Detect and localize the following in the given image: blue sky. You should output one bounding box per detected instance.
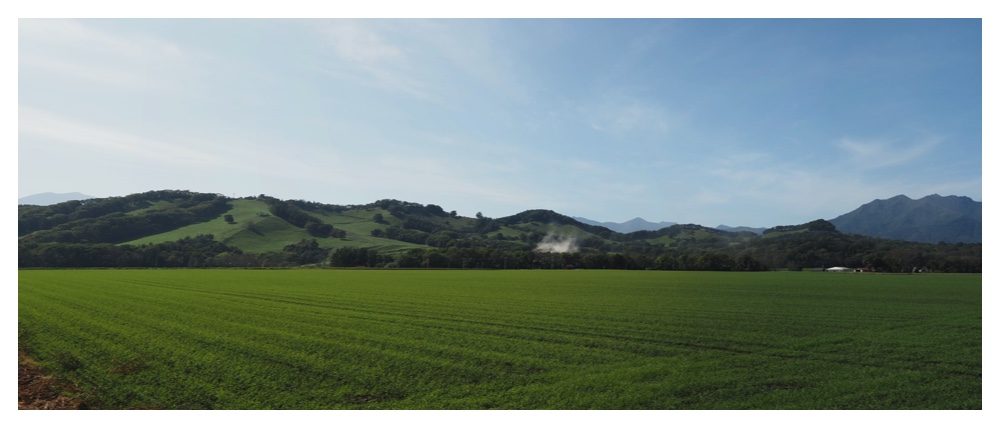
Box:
[17,18,982,227]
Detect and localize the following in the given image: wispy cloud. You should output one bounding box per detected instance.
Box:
[582,93,678,138]
[19,107,337,185]
[835,136,943,169]
[19,107,220,166]
[20,19,185,62]
[404,20,530,104]
[319,20,402,65]
[19,19,199,89]
[312,20,531,104]
[313,20,430,99]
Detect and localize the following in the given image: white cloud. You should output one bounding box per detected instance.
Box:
[20,19,185,62]
[835,136,943,169]
[311,20,530,104]
[19,52,153,87]
[19,106,220,166]
[560,158,607,173]
[403,20,530,104]
[581,93,678,138]
[319,20,403,65]
[313,20,431,99]
[18,107,338,186]
[19,19,199,89]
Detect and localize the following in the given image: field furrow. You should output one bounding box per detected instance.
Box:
[18,269,981,409]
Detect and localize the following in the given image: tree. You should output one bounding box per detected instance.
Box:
[734,252,763,271]
[283,239,329,265]
[863,253,886,271]
[224,214,235,224]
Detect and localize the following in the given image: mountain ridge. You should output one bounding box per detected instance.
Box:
[828,194,981,244]
[572,216,677,233]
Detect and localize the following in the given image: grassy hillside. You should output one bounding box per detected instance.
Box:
[19,191,784,256]
[630,224,756,250]
[125,200,427,254]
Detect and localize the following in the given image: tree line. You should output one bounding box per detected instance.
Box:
[19,236,332,269]
[18,193,981,272]
[18,231,980,272]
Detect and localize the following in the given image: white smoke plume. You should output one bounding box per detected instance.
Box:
[534,233,579,253]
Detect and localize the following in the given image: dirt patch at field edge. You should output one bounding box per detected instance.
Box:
[18,350,86,410]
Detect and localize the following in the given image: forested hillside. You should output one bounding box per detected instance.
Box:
[18,190,981,272]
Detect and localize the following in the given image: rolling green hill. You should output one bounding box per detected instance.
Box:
[123,200,426,254]
[17,190,981,272]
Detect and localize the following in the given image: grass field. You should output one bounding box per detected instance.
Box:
[17,270,981,409]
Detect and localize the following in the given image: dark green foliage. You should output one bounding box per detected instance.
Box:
[499,209,618,238]
[19,191,231,243]
[283,239,330,265]
[17,189,200,235]
[763,219,836,235]
[261,196,346,238]
[402,217,438,233]
[329,246,385,267]
[19,234,241,268]
[368,199,450,218]
[384,225,431,245]
[263,198,318,229]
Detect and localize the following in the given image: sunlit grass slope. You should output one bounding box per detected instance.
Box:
[124,200,425,253]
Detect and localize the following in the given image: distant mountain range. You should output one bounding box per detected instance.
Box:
[572,217,677,234]
[19,192,94,206]
[828,194,981,244]
[576,194,980,244]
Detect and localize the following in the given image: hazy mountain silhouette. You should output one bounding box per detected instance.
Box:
[828,194,981,244]
[19,192,95,206]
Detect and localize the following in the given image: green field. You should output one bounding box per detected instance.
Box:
[17,270,981,409]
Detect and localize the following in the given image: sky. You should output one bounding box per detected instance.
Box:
[17,17,983,227]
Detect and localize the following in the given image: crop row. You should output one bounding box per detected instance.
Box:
[18,269,981,409]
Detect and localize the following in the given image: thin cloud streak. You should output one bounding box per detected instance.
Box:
[19,19,198,86]
[583,95,677,137]
[313,20,431,100]
[835,136,943,169]
[19,107,220,166]
[20,19,184,61]
[19,107,341,188]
